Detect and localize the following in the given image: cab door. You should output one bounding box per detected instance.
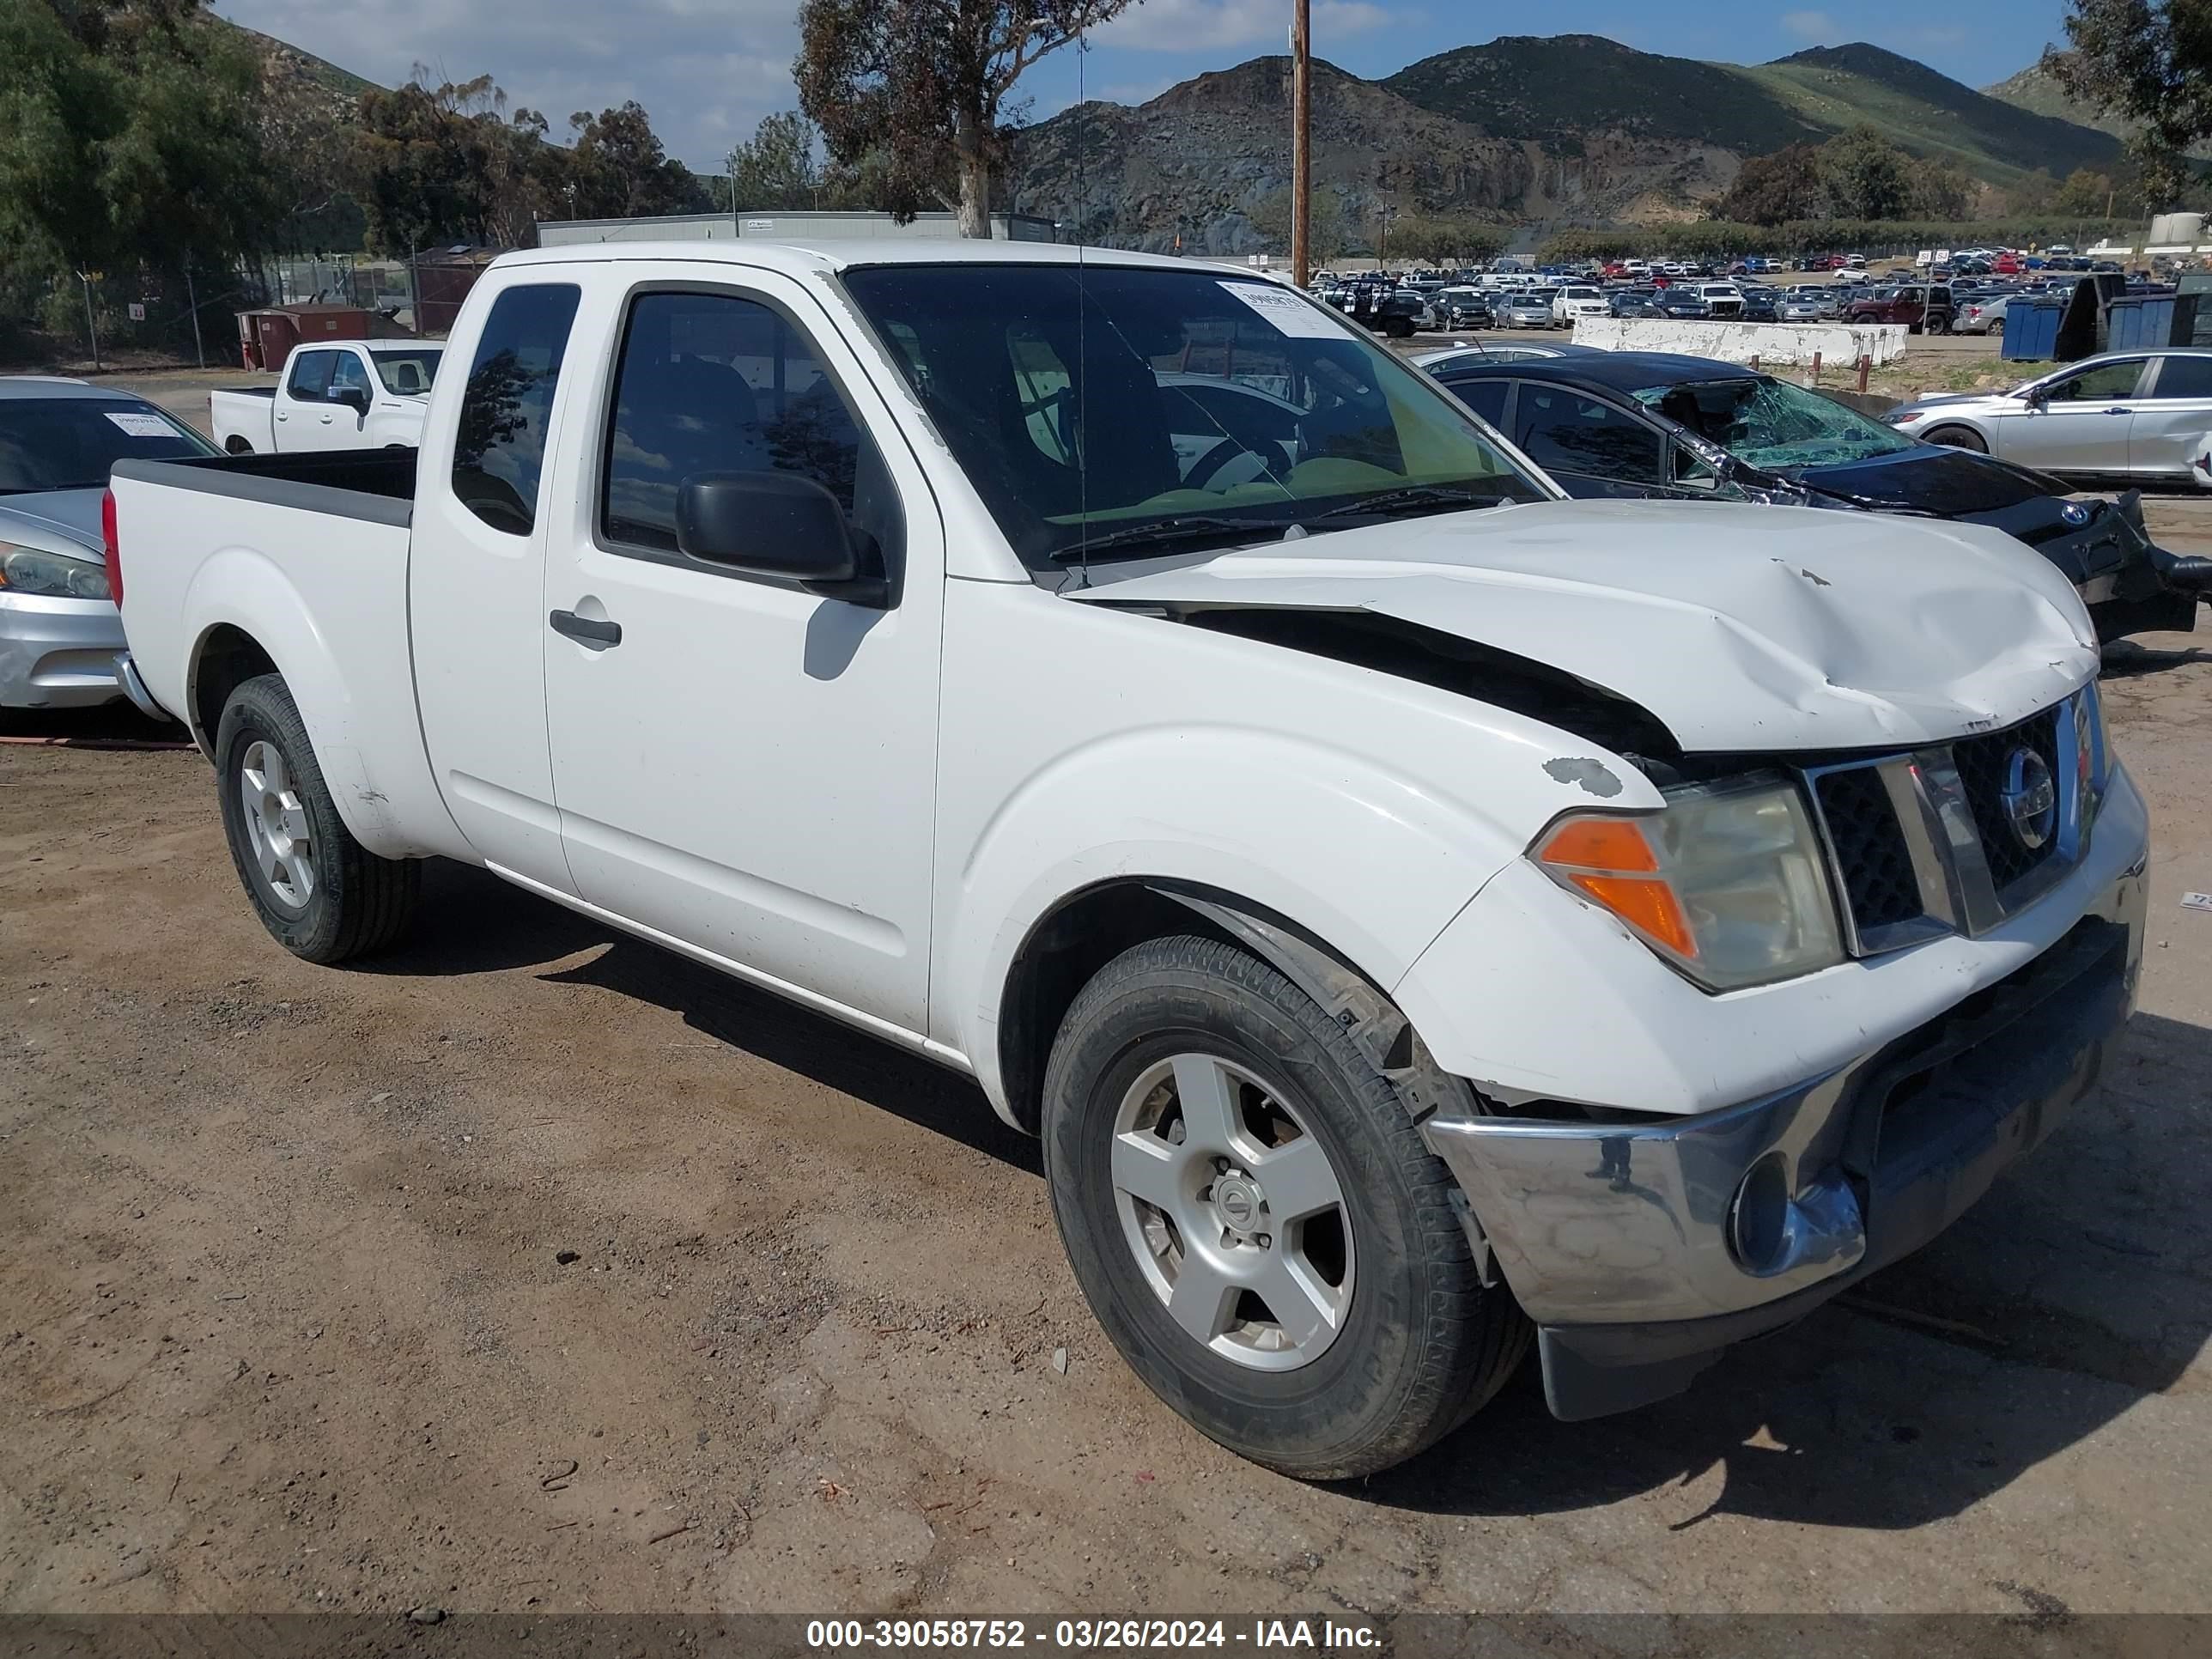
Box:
[274,348,337,450]
[410,278,587,893]
[537,270,945,1033]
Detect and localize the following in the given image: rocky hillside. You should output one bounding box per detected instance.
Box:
[1014,58,1536,254]
[1013,34,2127,252]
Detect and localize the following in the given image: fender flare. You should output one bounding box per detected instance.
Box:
[1147,886,1498,1286]
[181,551,417,854]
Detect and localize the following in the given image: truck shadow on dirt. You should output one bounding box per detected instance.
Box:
[1366,1009,2212,1531]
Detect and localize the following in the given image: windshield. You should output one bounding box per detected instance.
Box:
[840,263,1549,568]
[1632,376,1916,470]
[0,397,216,494]
[371,349,444,396]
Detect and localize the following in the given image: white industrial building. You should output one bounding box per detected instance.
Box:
[534,209,1059,247]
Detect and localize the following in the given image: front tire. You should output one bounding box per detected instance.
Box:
[1042,935,1528,1480]
[216,673,420,963]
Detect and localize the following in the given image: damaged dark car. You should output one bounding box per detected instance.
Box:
[1430,349,2212,639]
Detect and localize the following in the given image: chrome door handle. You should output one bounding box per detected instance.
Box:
[549,609,622,649]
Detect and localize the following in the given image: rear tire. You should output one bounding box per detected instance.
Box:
[225,436,253,455]
[1042,935,1529,1480]
[215,673,420,964]
[1923,424,1988,453]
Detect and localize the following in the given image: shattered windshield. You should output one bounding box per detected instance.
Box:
[1632,377,1917,471]
[841,263,1551,568]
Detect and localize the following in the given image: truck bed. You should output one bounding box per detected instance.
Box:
[109,447,453,862]
[114,449,416,523]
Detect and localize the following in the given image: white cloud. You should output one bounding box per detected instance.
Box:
[216,0,800,168]
[1092,0,1392,55]
[1778,10,1838,44]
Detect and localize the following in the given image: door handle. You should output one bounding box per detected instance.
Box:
[549,609,622,649]
[2104,407,2132,415]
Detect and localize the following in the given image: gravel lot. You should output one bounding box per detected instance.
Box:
[4,369,2210,1621]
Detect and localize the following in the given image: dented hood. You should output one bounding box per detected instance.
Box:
[1078,500,2098,751]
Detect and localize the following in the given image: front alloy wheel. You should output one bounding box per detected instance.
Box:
[1110,1054,1353,1370]
[1042,934,1530,1479]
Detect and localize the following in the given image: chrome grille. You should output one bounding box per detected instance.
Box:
[1802,693,2095,958]
[1811,764,1922,935]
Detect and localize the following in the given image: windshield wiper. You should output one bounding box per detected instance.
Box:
[1305,485,1510,523]
[1047,515,1293,563]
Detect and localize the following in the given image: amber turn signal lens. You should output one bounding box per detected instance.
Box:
[1537,817,1698,960]
[1564,873,1698,958]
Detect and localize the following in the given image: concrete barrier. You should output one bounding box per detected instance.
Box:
[1568,318,1911,366]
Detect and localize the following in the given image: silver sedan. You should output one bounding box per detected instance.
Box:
[1884,349,2212,485]
[1,378,217,709]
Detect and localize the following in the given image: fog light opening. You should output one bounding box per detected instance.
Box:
[1729,1155,1792,1274]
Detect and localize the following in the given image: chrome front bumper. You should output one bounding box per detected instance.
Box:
[0,590,127,710]
[1424,840,2148,1420]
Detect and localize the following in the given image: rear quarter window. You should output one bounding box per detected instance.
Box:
[451,283,582,536]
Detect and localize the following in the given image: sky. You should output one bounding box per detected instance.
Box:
[213,0,2082,179]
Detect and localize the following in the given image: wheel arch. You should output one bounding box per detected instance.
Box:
[992,878,1476,1139]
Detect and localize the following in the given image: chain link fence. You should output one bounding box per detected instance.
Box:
[1,264,258,373]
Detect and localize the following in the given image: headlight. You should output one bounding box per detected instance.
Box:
[1534,777,1844,993]
[0,544,112,600]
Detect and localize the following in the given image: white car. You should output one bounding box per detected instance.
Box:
[212,340,446,455]
[1551,285,1609,328]
[1885,348,2212,486]
[1696,283,1747,319]
[109,240,2147,1479]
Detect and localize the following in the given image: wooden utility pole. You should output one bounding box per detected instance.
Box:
[1291,0,1311,287]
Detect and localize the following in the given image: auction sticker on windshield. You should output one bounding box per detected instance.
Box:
[103,411,175,438]
[1220,281,1343,338]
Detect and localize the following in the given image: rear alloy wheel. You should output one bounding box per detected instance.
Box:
[216,673,420,963]
[1989,318,2005,339]
[1923,424,1988,453]
[1042,934,1528,1479]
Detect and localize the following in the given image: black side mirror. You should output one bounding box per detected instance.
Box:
[335,385,371,416]
[2025,386,2051,410]
[677,472,887,606]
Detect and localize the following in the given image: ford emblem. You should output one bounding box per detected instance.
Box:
[2060,501,2091,526]
[2001,748,2057,851]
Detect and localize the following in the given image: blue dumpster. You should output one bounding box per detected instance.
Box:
[2104,293,2177,352]
[2002,295,2064,361]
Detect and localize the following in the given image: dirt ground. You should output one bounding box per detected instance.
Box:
[5,372,2212,1622]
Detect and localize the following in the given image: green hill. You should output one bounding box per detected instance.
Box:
[1382,34,1824,157]
[1385,36,2124,191]
[1740,45,2123,188]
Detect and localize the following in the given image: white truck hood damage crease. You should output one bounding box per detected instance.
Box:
[1075,501,2098,751]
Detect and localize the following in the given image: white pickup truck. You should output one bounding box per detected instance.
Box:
[210,340,445,455]
[107,242,2147,1478]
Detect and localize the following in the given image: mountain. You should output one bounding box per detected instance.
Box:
[1736,45,2121,185]
[1983,60,2212,161]
[1381,34,1825,158]
[1013,34,2127,252]
[1014,58,1538,254]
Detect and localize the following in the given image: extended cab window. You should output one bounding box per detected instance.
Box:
[601,289,887,560]
[452,283,582,537]
[287,349,336,401]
